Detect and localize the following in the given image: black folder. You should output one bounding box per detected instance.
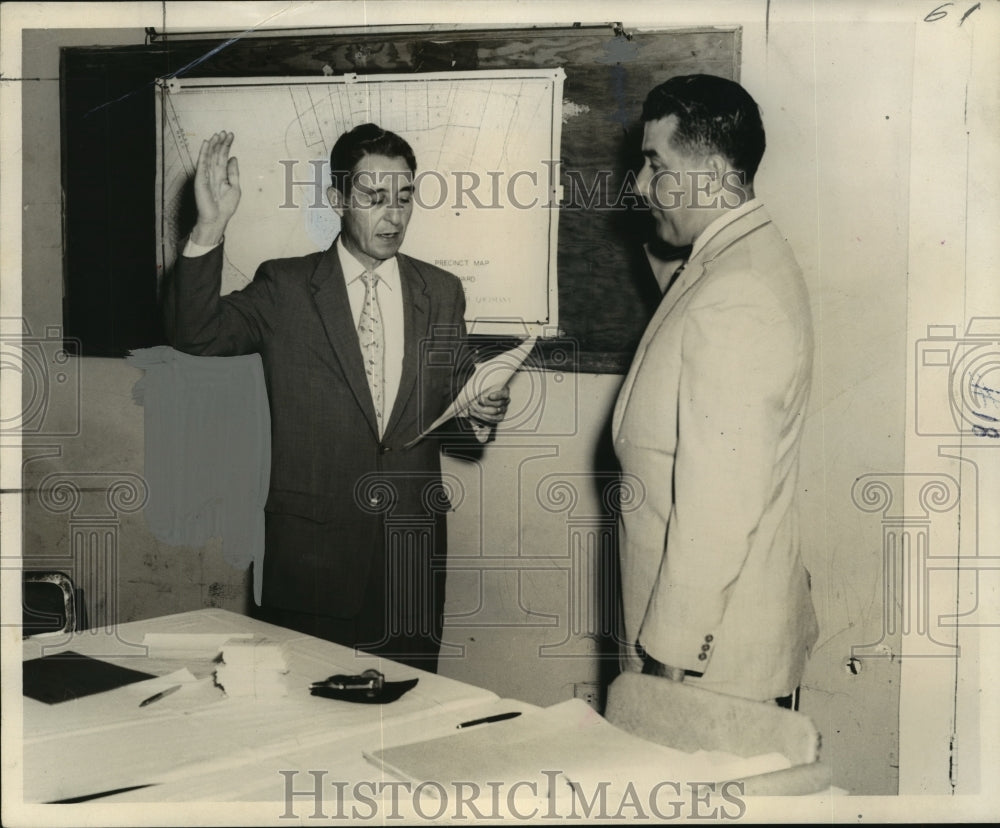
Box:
[23,651,156,704]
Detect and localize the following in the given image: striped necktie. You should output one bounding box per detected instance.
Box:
[358,269,386,435]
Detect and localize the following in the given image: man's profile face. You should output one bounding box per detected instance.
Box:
[329,153,414,268]
[636,115,708,248]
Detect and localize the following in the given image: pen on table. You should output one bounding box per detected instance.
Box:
[456,711,522,729]
[139,683,182,707]
[47,784,157,804]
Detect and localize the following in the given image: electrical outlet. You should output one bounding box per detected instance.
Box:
[573,681,601,712]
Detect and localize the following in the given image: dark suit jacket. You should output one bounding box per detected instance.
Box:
[163,239,468,622]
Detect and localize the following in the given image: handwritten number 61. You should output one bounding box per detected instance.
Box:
[925,2,981,24]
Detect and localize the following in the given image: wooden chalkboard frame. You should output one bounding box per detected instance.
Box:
[61,24,740,371]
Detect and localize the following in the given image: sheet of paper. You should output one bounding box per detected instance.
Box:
[404,336,537,448]
[141,632,254,659]
[130,668,219,710]
[366,698,792,800]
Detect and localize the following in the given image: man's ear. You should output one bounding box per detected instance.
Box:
[704,153,729,194]
[327,185,345,217]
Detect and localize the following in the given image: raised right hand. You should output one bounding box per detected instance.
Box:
[191,131,241,246]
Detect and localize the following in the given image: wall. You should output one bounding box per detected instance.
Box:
[17,28,254,626]
[749,16,913,796]
[10,3,993,801]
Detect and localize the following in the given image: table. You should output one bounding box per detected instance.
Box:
[12,609,842,825]
[17,608,533,810]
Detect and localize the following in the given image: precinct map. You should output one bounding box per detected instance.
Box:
[156,70,564,335]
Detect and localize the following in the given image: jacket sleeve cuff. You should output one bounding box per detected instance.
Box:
[640,625,718,674]
[183,237,223,257]
[639,585,725,673]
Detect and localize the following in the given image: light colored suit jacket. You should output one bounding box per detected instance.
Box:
[612,203,818,701]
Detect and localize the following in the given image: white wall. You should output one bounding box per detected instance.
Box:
[440,370,625,704]
[7,1,998,803]
[901,7,1000,799]
[750,16,914,797]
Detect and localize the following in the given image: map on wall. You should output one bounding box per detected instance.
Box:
[156,70,565,336]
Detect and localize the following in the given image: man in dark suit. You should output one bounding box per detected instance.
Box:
[164,125,509,672]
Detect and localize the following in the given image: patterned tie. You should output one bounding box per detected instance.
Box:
[358,269,386,435]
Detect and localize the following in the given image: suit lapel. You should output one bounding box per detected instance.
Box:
[309,240,381,438]
[656,203,772,321]
[384,255,430,438]
[613,204,773,435]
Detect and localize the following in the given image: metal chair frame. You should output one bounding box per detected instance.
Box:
[22,571,77,637]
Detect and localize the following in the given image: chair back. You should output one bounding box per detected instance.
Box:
[23,571,78,636]
[605,671,821,765]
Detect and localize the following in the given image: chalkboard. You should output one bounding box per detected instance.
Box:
[62,25,740,370]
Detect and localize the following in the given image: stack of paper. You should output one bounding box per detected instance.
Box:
[212,639,289,700]
[367,699,792,801]
[142,632,254,659]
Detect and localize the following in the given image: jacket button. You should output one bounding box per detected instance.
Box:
[697,653,707,661]
[380,445,391,454]
[704,634,714,643]
[701,643,710,651]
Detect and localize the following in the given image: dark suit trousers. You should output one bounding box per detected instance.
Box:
[252,511,446,674]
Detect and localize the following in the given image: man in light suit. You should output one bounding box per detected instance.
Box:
[164,125,508,672]
[613,75,818,703]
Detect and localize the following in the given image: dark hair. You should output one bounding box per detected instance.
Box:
[641,74,766,183]
[329,123,417,195]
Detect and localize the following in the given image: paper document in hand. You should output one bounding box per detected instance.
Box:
[405,336,536,448]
